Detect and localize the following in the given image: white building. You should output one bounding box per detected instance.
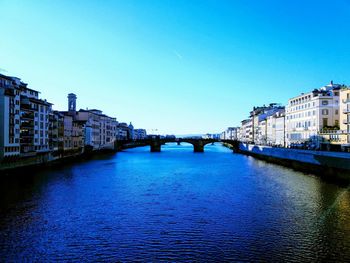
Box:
[220,127,239,140]
[266,110,285,146]
[240,119,253,143]
[250,104,284,144]
[285,82,341,147]
[338,87,350,147]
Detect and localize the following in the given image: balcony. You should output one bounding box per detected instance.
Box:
[20,131,34,137]
[4,88,15,96]
[20,138,34,145]
[21,112,35,120]
[319,129,347,135]
[20,146,36,154]
[343,119,350,124]
[20,103,38,111]
[343,108,350,114]
[21,121,34,128]
[342,98,350,104]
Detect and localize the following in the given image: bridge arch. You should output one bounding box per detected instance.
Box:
[117,138,237,153]
[221,139,239,151]
[146,138,220,152]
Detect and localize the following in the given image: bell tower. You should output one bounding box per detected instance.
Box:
[68,93,77,112]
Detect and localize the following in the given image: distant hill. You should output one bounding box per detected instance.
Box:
[175,134,204,138]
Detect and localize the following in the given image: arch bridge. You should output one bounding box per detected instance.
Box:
[116,138,238,153]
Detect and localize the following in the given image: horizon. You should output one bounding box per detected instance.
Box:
[1,0,350,134]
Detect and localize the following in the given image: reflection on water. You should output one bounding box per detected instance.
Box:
[0,143,350,261]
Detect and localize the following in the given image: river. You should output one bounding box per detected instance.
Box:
[1,143,350,261]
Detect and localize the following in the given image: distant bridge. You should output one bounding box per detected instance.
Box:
[116,138,239,152]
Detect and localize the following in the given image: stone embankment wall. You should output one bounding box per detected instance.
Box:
[0,141,147,172]
[238,143,350,182]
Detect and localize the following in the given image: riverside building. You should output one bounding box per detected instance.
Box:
[239,119,253,143]
[250,104,284,144]
[134,129,147,140]
[266,110,286,146]
[339,87,350,147]
[220,127,239,140]
[0,74,52,160]
[250,104,284,145]
[63,94,117,151]
[285,82,342,148]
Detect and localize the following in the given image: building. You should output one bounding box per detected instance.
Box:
[0,74,20,159]
[339,87,350,147]
[61,94,117,151]
[116,122,130,140]
[266,110,285,146]
[250,103,285,144]
[202,133,220,140]
[49,110,64,153]
[128,122,134,140]
[134,129,147,140]
[0,74,53,160]
[285,82,342,148]
[220,127,239,140]
[239,119,253,143]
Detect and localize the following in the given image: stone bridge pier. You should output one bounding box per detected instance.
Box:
[150,140,162,152]
[149,139,208,152]
[192,140,204,152]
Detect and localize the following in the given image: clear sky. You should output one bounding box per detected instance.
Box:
[1,0,350,135]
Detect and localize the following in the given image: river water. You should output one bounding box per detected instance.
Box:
[0,143,350,262]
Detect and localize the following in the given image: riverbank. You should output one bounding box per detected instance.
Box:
[0,149,117,174]
[0,141,152,173]
[236,143,350,184]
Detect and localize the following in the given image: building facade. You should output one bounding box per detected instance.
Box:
[134,129,147,140]
[285,82,341,147]
[0,74,52,160]
[339,87,350,146]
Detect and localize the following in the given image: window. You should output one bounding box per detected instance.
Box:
[322,100,329,105]
[322,109,329,115]
[323,118,328,127]
[335,110,338,115]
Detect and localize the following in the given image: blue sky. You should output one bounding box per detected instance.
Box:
[1,0,350,134]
